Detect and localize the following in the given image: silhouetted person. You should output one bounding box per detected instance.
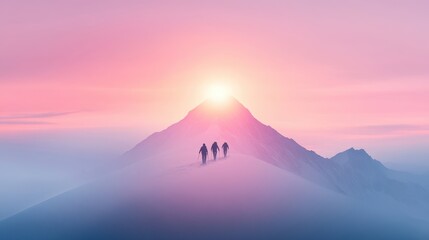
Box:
[222,142,229,158]
[199,143,208,164]
[211,142,220,160]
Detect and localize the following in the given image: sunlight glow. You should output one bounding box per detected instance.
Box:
[208,84,231,103]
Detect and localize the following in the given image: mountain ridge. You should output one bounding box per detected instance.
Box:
[125,97,429,209]
[1,97,429,239]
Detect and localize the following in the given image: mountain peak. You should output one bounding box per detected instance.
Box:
[193,96,246,112]
[331,147,386,173]
[184,96,254,124]
[344,148,371,158]
[332,148,373,162]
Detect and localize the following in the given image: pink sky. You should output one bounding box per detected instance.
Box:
[1,1,428,165]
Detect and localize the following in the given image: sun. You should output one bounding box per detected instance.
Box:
[208,84,231,102]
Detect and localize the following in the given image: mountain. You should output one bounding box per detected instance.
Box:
[125,97,323,166]
[125,97,429,207]
[331,148,429,210]
[124,97,335,185]
[1,97,428,240]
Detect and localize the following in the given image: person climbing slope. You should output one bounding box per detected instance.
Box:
[199,143,208,164]
[211,142,220,160]
[222,142,229,158]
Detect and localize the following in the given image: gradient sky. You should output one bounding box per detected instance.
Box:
[1,1,428,170]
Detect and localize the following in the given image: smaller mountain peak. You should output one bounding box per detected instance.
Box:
[334,147,373,162]
[331,147,386,173]
[345,147,367,154]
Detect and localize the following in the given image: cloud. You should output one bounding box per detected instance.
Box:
[0,111,78,120]
[0,121,52,125]
[342,124,429,136]
[0,111,79,125]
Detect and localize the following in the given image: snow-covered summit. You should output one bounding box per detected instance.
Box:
[125,97,325,175]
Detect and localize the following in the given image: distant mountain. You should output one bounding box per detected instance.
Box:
[330,148,429,211]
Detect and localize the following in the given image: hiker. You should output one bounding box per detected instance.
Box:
[222,142,229,158]
[199,143,208,164]
[211,142,220,160]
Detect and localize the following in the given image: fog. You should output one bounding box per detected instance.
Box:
[0,127,143,220]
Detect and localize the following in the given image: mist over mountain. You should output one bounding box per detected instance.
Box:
[1,97,428,240]
[126,97,429,209]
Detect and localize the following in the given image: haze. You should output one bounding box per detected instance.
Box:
[1,0,428,173]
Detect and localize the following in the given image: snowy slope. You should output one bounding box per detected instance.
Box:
[1,154,428,240]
